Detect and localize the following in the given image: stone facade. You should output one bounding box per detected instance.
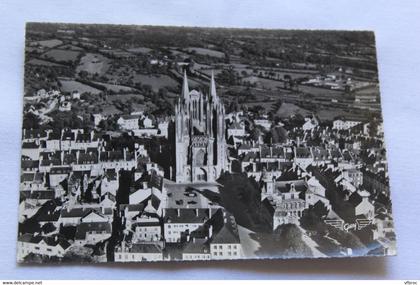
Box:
[174,71,227,183]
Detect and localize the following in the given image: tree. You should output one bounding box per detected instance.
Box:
[256,223,313,258]
[84,182,94,203]
[63,246,94,263]
[41,222,56,234]
[217,172,272,232]
[22,113,40,129]
[300,201,329,231]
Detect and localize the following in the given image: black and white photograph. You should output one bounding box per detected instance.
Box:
[18,23,396,263]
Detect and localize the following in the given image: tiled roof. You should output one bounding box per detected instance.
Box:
[164,208,209,224]
[75,222,111,240]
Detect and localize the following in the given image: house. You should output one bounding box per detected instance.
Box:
[74,130,100,149]
[182,238,211,260]
[17,234,71,262]
[157,121,169,138]
[227,121,245,138]
[45,131,61,151]
[294,147,313,168]
[101,169,119,196]
[141,116,153,128]
[302,115,319,131]
[114,243,163,262]
[342,169,363,187]
[209,210,242,260]
[59,101,72,112]
[254,118,271,131]
[60,207,108,226]
[22,129,48,143]
[163,208,210,243]
[74,221,112,245]
[72,91,80,100]
[21,141,40,160]
[80,210,109,224]
[100,193,116,209]
[348,190,374,219]
[333,119,361,130]
[20,172,45,191]
[131,214,161,242]
[20,190,55,207]
[49,166,72,187]
[99,149,137,171]
[21,158,39,173]
[269,180,308,228]
[92,113,105,127]
[120,204,145,222]
[132,128,159,137]
[117,114,140,130]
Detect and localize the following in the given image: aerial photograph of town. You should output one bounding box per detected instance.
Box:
[18,23,396,263]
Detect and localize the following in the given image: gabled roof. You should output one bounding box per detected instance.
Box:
[129,243,162,253]
[20,190,54,200]
[22,141,39,149]
[274,180,308,194]
[21,172,44,183]
[164,208,209,224]
[101,192,116,203]
[18,234,71,249]
[75,222,111,240]
[209,210,240,244]
[183,238,209,254]
[61,207,101,218]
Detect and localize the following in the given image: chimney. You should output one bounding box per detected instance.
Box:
[76,150,80,162]
[123,148,127,161]
[208,225,213,238]
[177,208,180,217]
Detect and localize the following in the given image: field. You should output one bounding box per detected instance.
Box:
[242,76,285,90]
[76,53,111,75]
[59,78,102,94]
[29,39,63,48]
[41,49,81,63]
[133,74,179,92]
[126,47,152,54]
[185,47,225,58]
[27,59,66,67]
[298,85,344,98]
[92,81,136,93]
[57,44,84,51]
[275,102,311,118]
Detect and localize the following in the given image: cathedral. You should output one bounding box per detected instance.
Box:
[174,71,227,183]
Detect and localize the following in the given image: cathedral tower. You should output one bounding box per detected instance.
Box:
[174,70,227,183]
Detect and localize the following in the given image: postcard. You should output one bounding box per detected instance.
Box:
[18,23,396,263]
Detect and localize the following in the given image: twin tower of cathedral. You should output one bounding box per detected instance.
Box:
[174,71,228,183]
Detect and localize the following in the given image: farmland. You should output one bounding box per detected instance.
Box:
[59,78,102,94]
[24,24,382,124]
[29,39,63,48]
[185,47,225,58]
[41,49,81,64]
[76,53,111,75]
[27,58,66,67]
[132,74,179,92]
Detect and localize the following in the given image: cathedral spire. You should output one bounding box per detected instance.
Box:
[182,69,189,102]
[209,70,217,101]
